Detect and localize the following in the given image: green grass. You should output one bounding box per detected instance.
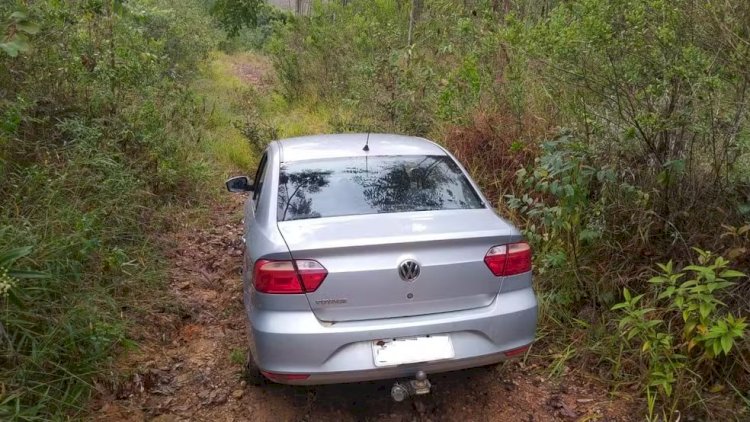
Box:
[263,94,333,138]
[0,56,262,418]
[189,50,339,176]
[193,51,259,174]
[0,134,168,418]
[0,7,256,419]
[230,348,246,366]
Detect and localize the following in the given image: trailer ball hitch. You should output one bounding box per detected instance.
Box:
[391,370,432,401]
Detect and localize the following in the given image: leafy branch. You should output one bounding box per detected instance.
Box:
[1,11,39,57]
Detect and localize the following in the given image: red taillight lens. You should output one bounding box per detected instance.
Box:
[295,260,328,292]
[253,259,327,294]
[253,260,300,293]
[503,344,531,357]
[484,242,532,276]
[261,371,310,381]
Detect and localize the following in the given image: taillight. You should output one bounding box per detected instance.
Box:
[253,259,327,294]
[484,242,532,276]
[295,260,328,292]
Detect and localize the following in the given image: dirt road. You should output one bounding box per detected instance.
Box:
[92,194,634,421]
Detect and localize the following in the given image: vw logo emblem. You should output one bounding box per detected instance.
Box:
[398,260,421,282]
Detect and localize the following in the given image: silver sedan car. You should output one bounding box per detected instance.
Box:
[226,134,537,395]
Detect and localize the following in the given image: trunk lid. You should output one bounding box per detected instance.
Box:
[277,209,519,322]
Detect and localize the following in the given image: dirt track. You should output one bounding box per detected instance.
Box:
[92,194,635,421]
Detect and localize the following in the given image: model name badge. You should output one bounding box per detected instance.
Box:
[315,299,347,305]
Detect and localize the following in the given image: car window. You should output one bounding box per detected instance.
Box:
[253,152,268,208]
[277,155,484,221]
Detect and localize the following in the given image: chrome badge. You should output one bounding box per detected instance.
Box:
[398,259,421,282]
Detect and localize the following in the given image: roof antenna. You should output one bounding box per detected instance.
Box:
[363,132,370,152]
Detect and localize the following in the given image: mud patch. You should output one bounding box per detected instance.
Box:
[228,53,274,92]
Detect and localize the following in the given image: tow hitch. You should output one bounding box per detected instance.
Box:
[390,370,431,402]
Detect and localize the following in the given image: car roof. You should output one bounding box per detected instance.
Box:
[275,133,446,162]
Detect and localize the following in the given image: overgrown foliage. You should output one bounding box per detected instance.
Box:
[243,0,750,417]
[210,0,265,37]
[3,0,749,417]
[614,251,746,419]
[0,1,221,418]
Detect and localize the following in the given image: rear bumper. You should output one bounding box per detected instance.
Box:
[245,287,537,385]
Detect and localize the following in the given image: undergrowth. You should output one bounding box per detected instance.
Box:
[224,0,750,418]
[0,1,241,419]
[193,52,258,173]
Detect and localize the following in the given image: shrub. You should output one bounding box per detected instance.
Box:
[0,0,221,418]
[613,250,747,419]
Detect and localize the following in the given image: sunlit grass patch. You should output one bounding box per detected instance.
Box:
[192,51,259,175]
[270,103,332,138]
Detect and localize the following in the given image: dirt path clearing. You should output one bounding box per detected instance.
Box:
[91,54,635,421]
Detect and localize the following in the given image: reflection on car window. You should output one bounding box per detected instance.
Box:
[277,155,484,221]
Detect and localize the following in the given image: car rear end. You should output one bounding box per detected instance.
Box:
[242,135,537,385]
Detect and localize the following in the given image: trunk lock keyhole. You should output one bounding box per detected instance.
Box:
[406,293,414,299]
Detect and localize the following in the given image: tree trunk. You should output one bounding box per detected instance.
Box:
[407,0,422,47]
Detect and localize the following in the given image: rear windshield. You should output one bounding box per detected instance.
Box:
[277,155,484,221]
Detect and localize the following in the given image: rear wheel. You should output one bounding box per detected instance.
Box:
[243,350,266,386]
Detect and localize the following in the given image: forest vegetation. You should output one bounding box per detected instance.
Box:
[1,0,749,419]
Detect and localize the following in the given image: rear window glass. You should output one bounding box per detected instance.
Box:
[277,155,484,221]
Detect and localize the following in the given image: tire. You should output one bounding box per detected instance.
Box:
[244,350,266,386]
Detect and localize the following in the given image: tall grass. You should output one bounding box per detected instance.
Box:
[0,1,226,418]
[198,50,343,157]
[193,52,259,173]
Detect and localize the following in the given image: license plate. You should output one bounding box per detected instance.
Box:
[372,335,454,367]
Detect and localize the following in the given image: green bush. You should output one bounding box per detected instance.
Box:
[509,0,750,230]
[0,0,221,418]
[613,251,747,419]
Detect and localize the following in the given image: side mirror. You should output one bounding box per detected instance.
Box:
[225,176,254,193]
